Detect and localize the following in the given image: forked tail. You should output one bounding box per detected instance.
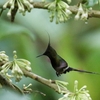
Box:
[65,67,100,75]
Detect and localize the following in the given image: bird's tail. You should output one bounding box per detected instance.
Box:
[65,67,100,75]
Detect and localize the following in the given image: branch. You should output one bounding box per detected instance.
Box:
[0,51,93,99]
[68,5,100,18]
[0,74,15,89]
[0,69,70,95]
[22,69,70,94]
[32,2,100,18]
[0,74,23,94]
[0,51,70,95]
[0,1,100,18]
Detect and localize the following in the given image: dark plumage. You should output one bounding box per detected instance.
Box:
[37,34,100,76]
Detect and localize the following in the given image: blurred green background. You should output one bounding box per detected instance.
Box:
[0,1,100,99]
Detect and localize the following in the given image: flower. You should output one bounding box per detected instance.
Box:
[2,0,33,21]
[67,0,71,4]
[11,61,24,82]
[74,12,80,20]
[78,3,84,14]
[55,80,68,94]
[58,80,92,100]
[0,51,32,82]
[10,51,32,82]
[0,51,9,66]
[74,3,89,21]
[45,0,72,23]
[23,83,32,93]
[81,10,88,20]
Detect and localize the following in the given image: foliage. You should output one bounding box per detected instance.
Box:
[0,0,100,100]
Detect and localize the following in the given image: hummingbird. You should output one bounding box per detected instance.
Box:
[37,34,100,76]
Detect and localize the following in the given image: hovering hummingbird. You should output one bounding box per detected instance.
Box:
[37,34,100,76]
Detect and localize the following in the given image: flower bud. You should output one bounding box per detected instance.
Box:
[7,9,12,17]
[3,1,9,9]
[78,3,84,13]
[67,0,71,4]
[81,11,88,20]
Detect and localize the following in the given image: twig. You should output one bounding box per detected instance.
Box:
[0,74,23,94]
[0,74,15,89]
[0,69,70,95]
[68,5,100,18]
[22,69,69,94]
[32,2,100,18]
[0,2,100,18]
